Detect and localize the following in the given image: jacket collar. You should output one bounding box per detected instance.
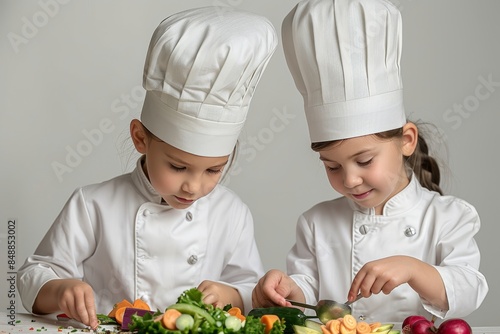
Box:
[349,172,424,216]
[131,155,165,204]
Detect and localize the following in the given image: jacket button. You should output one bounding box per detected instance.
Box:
[404,226,416,237]
[186,212,193,221]
[359,225,369,235]
[140,295,150,304]
[187,255,198,265]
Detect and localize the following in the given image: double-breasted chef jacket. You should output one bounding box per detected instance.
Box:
[288,173,488,322]
[18,156,264,314]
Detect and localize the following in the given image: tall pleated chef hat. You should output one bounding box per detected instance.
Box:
[282,0,406,143]
[141,7,277,156]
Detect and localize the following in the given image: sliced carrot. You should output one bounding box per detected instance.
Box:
[369,322,382,332]
[339,324,356,334]
[227,307,246,321]
[340,327,356,334]
[260,314,280,334]
[356,322,371,334]
[115,306,128,325]
[161,308,182,330]
[132,299,151,311]
[327,319,341,334]
[108,299,133,317]
[341,315,357,331]
[321,325,332,334]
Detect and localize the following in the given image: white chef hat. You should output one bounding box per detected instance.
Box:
[282,0,407,143]
[141,7,277,156]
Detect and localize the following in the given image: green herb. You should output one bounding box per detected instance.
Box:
[129,288,284,334]
[97,314,118,325]
[176,288,204,308]
[269,319,286,334]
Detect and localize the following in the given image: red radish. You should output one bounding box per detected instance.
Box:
[436,319,472,334]
[410,319,435,334]
[402,316,428,334]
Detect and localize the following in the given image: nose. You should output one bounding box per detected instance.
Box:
[343,168,362,189]
[181,173,202,195]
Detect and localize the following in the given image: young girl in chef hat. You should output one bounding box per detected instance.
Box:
[17,7,277,329]
[252,0,487,322]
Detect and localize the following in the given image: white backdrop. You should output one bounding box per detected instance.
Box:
[1,0,499,326]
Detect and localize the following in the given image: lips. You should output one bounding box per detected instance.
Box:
[175,196,195,204]
[351,190,372,200]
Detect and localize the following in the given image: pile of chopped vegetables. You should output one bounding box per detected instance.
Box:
[106,288,285,334]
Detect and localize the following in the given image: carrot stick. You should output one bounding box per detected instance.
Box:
[260,314,280,334]
[227,307,246,321]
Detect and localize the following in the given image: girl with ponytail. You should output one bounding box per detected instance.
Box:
[252,0,488,322]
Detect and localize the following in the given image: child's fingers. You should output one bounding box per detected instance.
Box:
[59,283,97,329]
[252,271,288,307]
[83,292,98,329]
[348,270,366,301]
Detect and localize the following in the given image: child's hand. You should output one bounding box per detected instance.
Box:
[55,279,98,329]
[34,279,98,330]
[197,280,243,310]
[252,269,305,308]
[347,255,416,301]
[348,255,448,310]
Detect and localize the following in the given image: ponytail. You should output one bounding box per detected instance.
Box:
[405,132,443,195]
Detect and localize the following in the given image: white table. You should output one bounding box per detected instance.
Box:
[0,313,120,333]
[1,313,499,334]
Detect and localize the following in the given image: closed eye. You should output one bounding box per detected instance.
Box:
[326,164,341,172]
[358,158,373,167]
[207,168,223,175]
[169,164,185,172]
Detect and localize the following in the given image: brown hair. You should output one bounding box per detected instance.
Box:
[311,126,443,195]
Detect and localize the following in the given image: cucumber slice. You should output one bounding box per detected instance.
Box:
[305,319,323,332]
[373,324,394,332]
[374,330,390,334]
[294,325,322,334]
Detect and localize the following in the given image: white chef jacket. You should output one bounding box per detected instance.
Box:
[288,174,488,322]
[17,157,264,315]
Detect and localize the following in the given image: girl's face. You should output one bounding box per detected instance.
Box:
[319,134,410,215]
[143,140,229,209]
[131,120,229,209]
